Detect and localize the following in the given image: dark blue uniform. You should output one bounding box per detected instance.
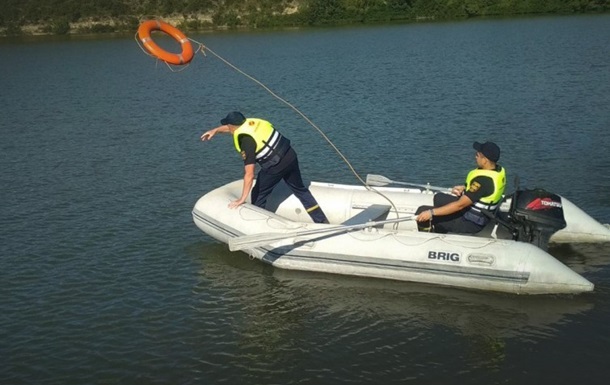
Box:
[239,135,328,224]
[416,173,496,234]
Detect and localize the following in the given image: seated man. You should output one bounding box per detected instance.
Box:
[415,141,506,234]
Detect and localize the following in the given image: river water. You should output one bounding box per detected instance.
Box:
[1,14,610,384]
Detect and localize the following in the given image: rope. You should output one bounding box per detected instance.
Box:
[191,40,364,182]
[137,30,404,225]
[189,39,403,223]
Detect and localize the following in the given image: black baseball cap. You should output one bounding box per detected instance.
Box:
[220,111,246,126]
[473,141,500,162]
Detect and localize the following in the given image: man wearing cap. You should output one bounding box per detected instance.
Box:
[200,111,329,224]
[415,141,506,234]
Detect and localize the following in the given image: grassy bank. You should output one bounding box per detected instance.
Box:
[1,0,608,37]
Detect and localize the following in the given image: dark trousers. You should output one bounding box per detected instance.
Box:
[416,193,484,234]
[251,156,328,224]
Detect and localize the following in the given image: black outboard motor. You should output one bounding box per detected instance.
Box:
[507,189,567,250]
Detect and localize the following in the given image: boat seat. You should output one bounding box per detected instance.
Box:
[478,196,517,239]
[342,204,391,226]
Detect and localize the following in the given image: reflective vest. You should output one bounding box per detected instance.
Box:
[463,166,506,225]
[233,118,291,169]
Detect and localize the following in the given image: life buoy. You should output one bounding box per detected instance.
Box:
[137,20,194,65]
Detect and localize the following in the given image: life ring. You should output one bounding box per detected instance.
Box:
[138,20,194,65]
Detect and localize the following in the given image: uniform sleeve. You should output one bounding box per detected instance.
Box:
[238,135,257,165]
[464,176,495,202]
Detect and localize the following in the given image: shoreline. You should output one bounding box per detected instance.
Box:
[2,11,608,40]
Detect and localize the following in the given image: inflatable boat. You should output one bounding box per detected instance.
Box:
[192,177,610,295]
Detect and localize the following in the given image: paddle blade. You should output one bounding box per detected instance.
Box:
[366,174,392,186]
[229,231,298,251]
[366,174,450,193]
[229,224,351,251]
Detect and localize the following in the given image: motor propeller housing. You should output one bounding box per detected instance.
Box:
[507,189,567,250]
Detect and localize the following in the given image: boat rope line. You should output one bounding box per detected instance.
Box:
[190,39,365,182]
[190,38,403,223]
[136,21,401,220]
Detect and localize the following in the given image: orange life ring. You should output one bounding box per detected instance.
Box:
[138,20,194,65]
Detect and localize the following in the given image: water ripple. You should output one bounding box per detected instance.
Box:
[2,15,610,385]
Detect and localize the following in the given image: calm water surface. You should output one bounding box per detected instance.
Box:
[1,15,610,384]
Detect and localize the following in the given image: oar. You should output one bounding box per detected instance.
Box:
[229,215,415,251]
[366,174,450,193]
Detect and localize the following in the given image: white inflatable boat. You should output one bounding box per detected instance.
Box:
[192,178,610,295]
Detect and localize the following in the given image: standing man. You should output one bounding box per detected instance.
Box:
[201,111,329,224]
[415,141,506,234]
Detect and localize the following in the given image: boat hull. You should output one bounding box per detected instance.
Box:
[193,180,604,295]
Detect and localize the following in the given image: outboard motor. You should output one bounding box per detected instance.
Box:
[507,188,567,250]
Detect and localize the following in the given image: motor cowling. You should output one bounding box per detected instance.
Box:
[508,188,567,250]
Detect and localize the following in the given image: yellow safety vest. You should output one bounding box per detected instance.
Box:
[233,118,290,168]
[465,167,506,212]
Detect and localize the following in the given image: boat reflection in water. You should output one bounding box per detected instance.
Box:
[550,242,610,277]
[190,242,597,342]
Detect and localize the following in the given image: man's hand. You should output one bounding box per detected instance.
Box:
[200,129,216,141]
[451,185,465,196]
[416,210,433,222]
[228,199,245,209]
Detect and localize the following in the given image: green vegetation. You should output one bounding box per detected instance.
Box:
[1,0,608,36]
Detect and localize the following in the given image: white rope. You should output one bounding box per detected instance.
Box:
[137,31,403,224]
[189,39,403,221]
[190,39,366,183]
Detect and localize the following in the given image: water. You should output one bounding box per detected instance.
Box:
[1,15,610,384]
